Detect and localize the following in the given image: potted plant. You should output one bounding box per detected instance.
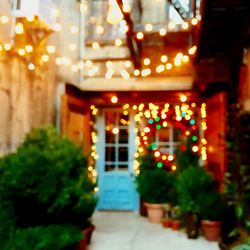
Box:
[171,206,182,230]
[0,125,97,249]
[199,190,224,241]
[136,169,175,223]
[176,166,215,239]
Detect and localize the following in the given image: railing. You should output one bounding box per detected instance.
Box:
[85,0,201,41]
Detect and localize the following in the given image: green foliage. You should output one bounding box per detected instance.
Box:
[174,136,200,173]
[137,151,157,171]
[0,125,97,249]
[176,166,216,215]
[225,108,250,225]
[2,225,83,250]
[136,169,176,204]
[232,238,250,250]
[199,190,224,221]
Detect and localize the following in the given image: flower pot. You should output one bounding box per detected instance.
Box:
[162,219,172,228]
[78,237,87,250]
[172,220,181,230]
[184,212,200,239]
[201,220,222,241]
[144,202,164,223]
[84,224,95,244]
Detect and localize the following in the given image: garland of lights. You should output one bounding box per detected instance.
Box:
[138,103,201,171]
[89,99,207,179]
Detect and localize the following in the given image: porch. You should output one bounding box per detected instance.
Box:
[89,211,219,250]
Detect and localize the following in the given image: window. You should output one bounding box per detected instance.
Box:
[155,125,181,155]
[104,110,130,172]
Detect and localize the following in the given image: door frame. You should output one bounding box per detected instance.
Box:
[95,108,139,211]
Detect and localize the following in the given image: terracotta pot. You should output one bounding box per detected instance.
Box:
[144,202,164,224]
[84,224,95,244]
[78,237,87,250]
[201,220,222,241]
[162,219,172,228]
[172,220,181,230]
[78,224,95,250]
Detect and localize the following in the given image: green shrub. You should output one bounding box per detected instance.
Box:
[199,190,224,221]
[136,169,175,204]
[0,125,97,248]
[2,224,83,250]
[176,166,215,215]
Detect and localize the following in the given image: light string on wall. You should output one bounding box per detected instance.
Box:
[89,105,99,188]
[0,0,199,76]
[121,95,207,174]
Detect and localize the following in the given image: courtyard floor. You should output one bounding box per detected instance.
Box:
[89,211,220,250]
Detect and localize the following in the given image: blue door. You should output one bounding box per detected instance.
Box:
[96,109,139,210]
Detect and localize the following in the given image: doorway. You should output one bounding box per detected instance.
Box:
[96,109,139,210]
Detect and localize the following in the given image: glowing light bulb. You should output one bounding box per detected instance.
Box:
[107,0,123,25]
[161,55,168,63]
[156,64,165,73]
[0,15,9,24]
[106,61,113,68]
[15,23,24,34]
[134,69,140,76]
[28,63,35,70]
[143,58,150,65]
[18,49,25,56]
[188,46,197,55]
[112,128,119,134]
[166,63,172,70]
[121,69,130,79]
[136,32,144,40]
[111,96,118,103]
[115,39,122,46]
[92,42,100,50]
[124,61,132,68]
[182,22,189,30]
[145,23,153,32]
[191,18,198,25]
[25,45,33,53]
[96,25,104,34]
[46,45,56,54]
[180,94,187,102]
[41,54,49,62]
[26,15,35,22]
[159,28,167,36]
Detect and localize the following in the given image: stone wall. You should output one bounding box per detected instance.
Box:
[0,53,57,156]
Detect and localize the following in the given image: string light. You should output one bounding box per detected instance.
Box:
[161,55,168,63]
[159,28,167,36]
[143,58,151,65]
[115,39,122,46]
[0,15,9,24]
[15,23,24,35]
[145,23,153,32]
[47,45,56,54]
[28,63,35,70]
[26,16,35,22]
[96,25,104,34]
[136,32,144,40]
[111,95,118,103]
[25,45,33,53]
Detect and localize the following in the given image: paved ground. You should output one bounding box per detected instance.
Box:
[88,211,220,250]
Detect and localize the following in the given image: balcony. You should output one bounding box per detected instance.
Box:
[12,0,57,30]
